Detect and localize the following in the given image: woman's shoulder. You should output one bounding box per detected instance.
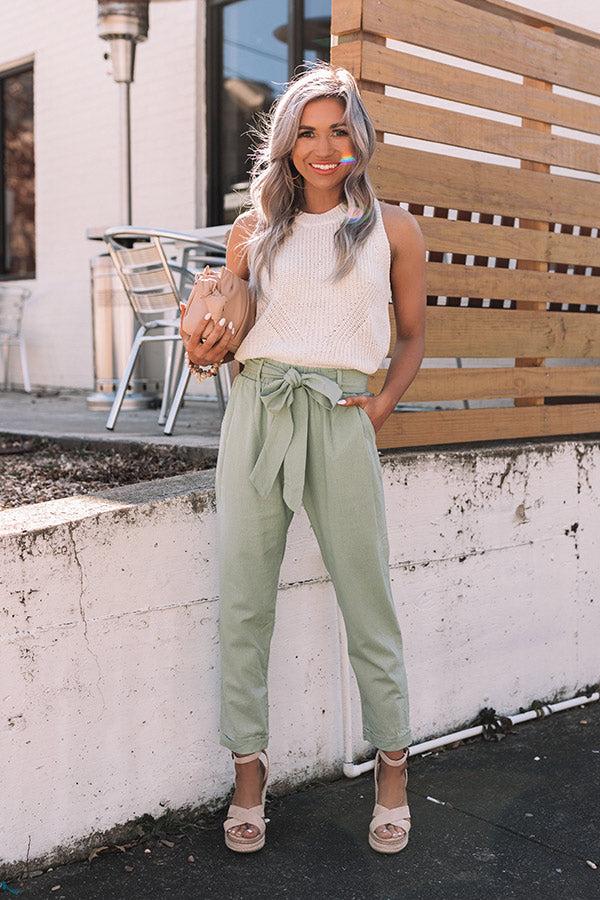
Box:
[234,208,260,231]
[379,202,425,261]
[379,201,422,236]
[226,209,260,278]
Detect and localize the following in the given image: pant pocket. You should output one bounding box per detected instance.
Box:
[357,404,376,438]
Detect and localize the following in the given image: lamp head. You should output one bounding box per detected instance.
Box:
[96,1,149,83]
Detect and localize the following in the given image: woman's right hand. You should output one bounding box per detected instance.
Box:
[180,303,235,367]
[181,206,255,368]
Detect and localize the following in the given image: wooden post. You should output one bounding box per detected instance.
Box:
[332,29,387,205]
[515,24,554,407]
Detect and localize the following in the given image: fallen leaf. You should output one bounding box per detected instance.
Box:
[88,844,127,863]
[159,839,175,848]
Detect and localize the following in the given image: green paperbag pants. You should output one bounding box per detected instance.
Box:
[215,358,411,754]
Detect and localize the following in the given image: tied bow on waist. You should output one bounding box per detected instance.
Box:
[249,366,343,513]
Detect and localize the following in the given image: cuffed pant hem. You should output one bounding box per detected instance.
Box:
[220,733,269,755]
[363,728,412,752]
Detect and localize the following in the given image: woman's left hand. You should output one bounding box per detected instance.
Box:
[338,394,391,433]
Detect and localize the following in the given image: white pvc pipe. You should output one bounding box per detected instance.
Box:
[338,617,599,777]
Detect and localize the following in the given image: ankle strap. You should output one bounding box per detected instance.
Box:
[232,750,264,764]
[378,748,409,767]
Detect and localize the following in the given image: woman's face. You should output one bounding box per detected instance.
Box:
[291,97,356,199]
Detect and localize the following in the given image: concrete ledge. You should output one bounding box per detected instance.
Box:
[2,439,599,870]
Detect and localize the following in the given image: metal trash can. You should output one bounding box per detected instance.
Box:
[86,253,160,411]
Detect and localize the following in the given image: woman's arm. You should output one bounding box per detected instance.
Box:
[180,210,257,367]
[340,204,426,431]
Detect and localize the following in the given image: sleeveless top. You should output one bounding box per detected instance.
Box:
[235,201,391,374]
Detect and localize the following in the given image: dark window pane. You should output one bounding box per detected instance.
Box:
[221,0,288,223]
[209,0,331,224]
[304,0,331,64]
[2,68,35,276]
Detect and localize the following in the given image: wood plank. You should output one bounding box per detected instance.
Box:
[415,217,600,269]
[375,402,600,449]
[363,91,600,175]
[386,306,600,358]
[330,41,362,79]
[330,0,363,36]
[363,0,600,97]
[423,306,600,358]
[368,366,600,401]
[358,43,600,136]
[425,263,600,307]
[371,143,600,229]
[515,59,552,404]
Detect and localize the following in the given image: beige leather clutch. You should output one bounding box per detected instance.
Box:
[181,265,255,352]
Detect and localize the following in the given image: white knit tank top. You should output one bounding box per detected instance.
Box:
[235,201,391,374]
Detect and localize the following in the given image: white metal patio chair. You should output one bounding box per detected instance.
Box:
[161,230,233,435]
[0,285,31,393]
[102,226,227,431]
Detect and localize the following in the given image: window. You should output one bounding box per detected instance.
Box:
[207,0,331,224]
[1,65,35,278]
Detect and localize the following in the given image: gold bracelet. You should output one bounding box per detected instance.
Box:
[185,352,221,383]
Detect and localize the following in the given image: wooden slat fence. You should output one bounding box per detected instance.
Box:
[331,0,600,449]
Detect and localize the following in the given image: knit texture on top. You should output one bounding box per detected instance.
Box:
[236,201,391,374]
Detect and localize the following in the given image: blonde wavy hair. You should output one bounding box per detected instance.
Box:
[246,64,377,286]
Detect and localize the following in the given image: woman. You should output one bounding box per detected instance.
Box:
[182,65,426,854]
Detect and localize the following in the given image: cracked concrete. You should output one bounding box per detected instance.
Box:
[2,436,599,872]
[67,520,106,714]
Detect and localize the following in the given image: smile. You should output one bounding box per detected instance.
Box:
[309,162,340,172]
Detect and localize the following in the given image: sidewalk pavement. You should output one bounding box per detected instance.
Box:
[0,389,222,452]
[2,389,599,898]
[3,702,599,900]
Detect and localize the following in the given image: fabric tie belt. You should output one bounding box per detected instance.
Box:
[242,358,366,513]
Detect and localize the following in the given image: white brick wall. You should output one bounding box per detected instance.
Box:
[0,0,202,390]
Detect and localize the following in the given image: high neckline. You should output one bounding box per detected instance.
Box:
[296,203,346,226]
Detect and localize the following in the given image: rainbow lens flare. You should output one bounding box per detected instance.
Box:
[344,205,364,222]
[339,154,356,165]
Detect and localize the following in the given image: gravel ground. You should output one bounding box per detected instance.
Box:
[0,435,213,509]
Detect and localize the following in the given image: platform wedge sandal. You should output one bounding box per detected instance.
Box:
[224,751,270,853]
[368,748,411,854]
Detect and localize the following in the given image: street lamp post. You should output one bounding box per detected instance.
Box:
[87,2,151,413]
[96,0,149,224]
